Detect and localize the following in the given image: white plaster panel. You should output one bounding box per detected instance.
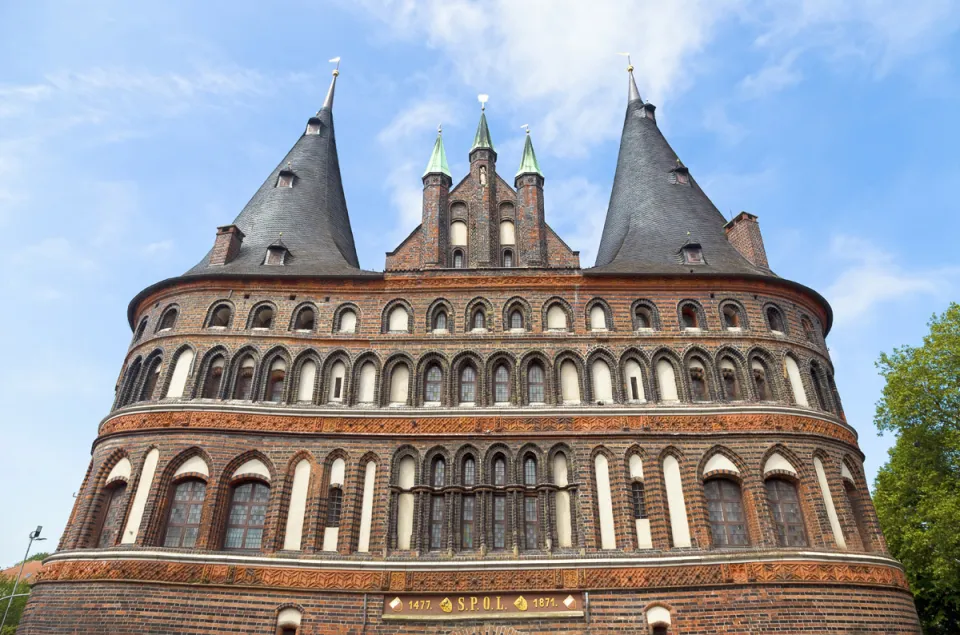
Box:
[390,365,410,404]
[297,360,317,402]
[233,459,270,481]
[282,459,311,550]
[450,221,467,246]
[357,461,377,553]
[329,458,346,487]
[591,360,613,403]
[546,305,567,330]
[814,457,847,549]
[277,608,302,627]
[121,448,159,544]
[357,362,376,403]
[560,361,580,404]
[499,220,515,245]
[589,305,607,330]
[329,361,346,402]
[703,454,740,476]
[841,462,855,482]
[165,349,195,399]
[322,526,340,552]
[624,360,646,402]
[635,518,653,549]
[388,306,409,332]
[106,458,132,483]
[663,455,691,548]
[764,453,797,476]
[656,360,679,402]
[786,356,809,407]
[646,606,671,626]
[629,454,644,479]
[174,456,210,478]
[339,310,357,333]
[594,454,617,550]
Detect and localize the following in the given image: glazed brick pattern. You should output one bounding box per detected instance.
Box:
[20,582,920,633]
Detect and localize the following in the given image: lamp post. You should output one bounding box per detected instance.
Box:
[1,526,46,630]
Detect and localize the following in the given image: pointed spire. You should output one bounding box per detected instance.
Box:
[516,125,543,177]
[423,124,451,177]
[620,53,642,103]
[321,57,341,111]
[471,94,495,151]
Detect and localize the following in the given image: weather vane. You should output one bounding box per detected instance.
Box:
[521,124,530,134]
[617,52,633,72]
[329,56,341,76]
[478,94,489,111]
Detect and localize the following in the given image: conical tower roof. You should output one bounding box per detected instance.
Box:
[185,69,364,278]
[591,69,770,276]
[516,129,543,177]
[423,126,451,177]
[471,111,495,151]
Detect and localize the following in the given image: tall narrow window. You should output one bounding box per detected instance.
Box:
[524,497,538,549]
[95,483,128,548]
[631,481,647,521]
[224,481,269,551]
[202,356,225,399]
[510,309,523,329]
[811,364,829,411]
[434,310,447,331]
[635,306,652,329]
[494,457,506,486]
[493,495,506,550]
[158,309,178,331]
[472,310,486,330]
[425,365,442,403]
[266,359,286,402]
[139,360,162,402]
[802,317,816,341]
[134,318,148,341]
[326,488,343,527]
[453,250,464,269]
[461,495,475,550]
[163,479,205,548]
[328,361,346,402]
[459,365,476,404]
[681,305,699,329]
[722,305,740,329]
[251,306,274,329]
[433,458,446,488]
[429,494,444,550]
[624,359,645,403]
[503,250,513,268]
[524,457,537,486]
[527,363,545,403]
[463,457,476,486]
[209,304,232,328]
[766,479,806,547]
[704,479,747,547]
[844,481,872,551]
[766,306,786,333]
[494,365,510,403]
[688,360,709,402]
[293,308,315,331]
[233,357,255,400]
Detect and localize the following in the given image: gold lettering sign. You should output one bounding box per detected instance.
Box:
[383,592,583,621]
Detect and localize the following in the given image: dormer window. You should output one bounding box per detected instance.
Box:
[264,246,286,265]
[276,171,294,188]
[306,118,322,135]
[681,244,704,265]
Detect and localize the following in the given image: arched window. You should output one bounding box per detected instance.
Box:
[704,479,747,547]
[251,306,274,329]
[389,364,410,405]
[546,304,568,330]
[471,309,486,331]
[634,305,653,330]
[424,365,443,404]
[328,360,346,402]
[688,359,709,402]
[751,359,773,401]
[523,456,539,550]
[293,307,315,331]
[158,308,178,331]
[509,309,523,330]
[224,481,270,551]
[722,304,741,330]
[459,365,477,404]
[433,310,447,332]
[94,482,128,548]
[387,305,409,332]
[656,359,679,402]
[680,304,699,330]
[356,361,376,404]
[844,480,873,551]
[139,358,162,401]
[266,359,286,402]
[232,356,255,400]
[719,358,741,401]
[492,455,507,550]
[296,360,317,402]
[208,303,233,328]
[202,356,225,399]
[560,360,581,404]
[396,456,416,549]
[523,456,537,486]
[553,452,573,548]
[811,363,830,411]
[163,479,205,548]
[527,363,545,404]
[591,359,613,404]
[338,309,357,333]
[453,249,464,269]
[493,365,510,403]
[766,306,786,333]
[134,318,148,341]
[461,456,477,550]
[463,457,476,486]
[765,479,806,547]
[429,458,446,550]
[589,305,607,331]
[801,317,816,341]
[624,359,645,402]
[503,250,513,268]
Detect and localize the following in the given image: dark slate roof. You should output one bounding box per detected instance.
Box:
[184,73,367,278]
[590,72,771,277]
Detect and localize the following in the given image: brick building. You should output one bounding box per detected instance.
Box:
[19,66,922,634]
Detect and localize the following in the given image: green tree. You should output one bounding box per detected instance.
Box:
[874,303,960,634]
[0,574,31,635]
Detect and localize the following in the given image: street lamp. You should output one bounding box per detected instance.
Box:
[1,526,46,630]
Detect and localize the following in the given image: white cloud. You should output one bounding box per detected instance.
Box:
[825,234,960,327]
[739,50,803,99]
[543,177,609,266]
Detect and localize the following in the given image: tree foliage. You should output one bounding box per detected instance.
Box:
[874,303,960,634]
[0,574,31,635]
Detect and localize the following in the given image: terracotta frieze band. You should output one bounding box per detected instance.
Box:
[98,409,858,445]
[35,558,909,594]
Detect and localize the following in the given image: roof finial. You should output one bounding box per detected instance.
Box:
[618,52,642,103]
[521,124,530,135]
[322,57,341,110]
[478,93,489,111]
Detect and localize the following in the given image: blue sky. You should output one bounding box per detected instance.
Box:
[1,0,959,566]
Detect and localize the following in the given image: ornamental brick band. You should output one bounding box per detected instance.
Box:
[99,410,857,445]
[35,558,908,594]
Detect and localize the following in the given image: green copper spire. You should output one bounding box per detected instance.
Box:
[471,109,495,151]
[423,125,451,177]
[516,127,543,177]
